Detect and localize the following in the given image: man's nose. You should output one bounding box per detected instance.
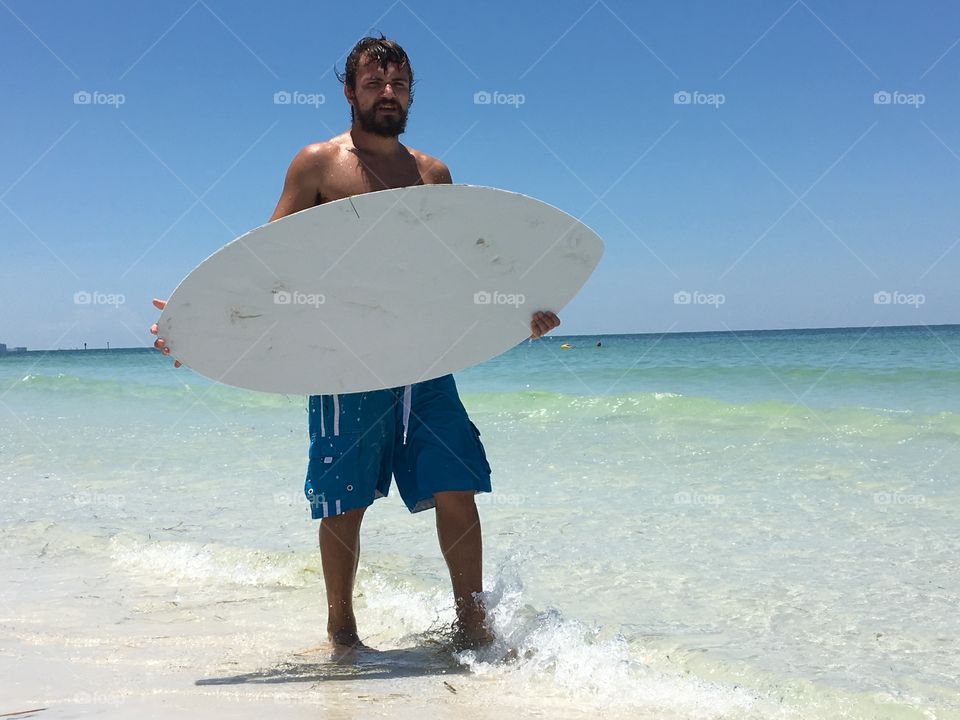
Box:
[380,84,397,98]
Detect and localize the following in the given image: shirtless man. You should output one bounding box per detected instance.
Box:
[152,36,560,650]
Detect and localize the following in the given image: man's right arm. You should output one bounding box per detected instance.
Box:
[268,144,330,222]
[152,143,330,366]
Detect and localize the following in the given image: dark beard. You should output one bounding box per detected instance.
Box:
[355,101,409,137]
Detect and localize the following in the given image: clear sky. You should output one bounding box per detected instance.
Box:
[1,0,957,349]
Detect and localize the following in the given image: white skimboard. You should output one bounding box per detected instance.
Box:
[156,184,603,394]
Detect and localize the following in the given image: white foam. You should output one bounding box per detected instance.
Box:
[355,555,759,717]
[108,535,317,589]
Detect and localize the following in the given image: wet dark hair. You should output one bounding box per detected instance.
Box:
[337,34,415,120]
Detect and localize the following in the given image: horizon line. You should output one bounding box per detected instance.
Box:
[4,321,958,352]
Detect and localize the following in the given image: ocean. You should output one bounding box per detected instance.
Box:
[2,325,958,719]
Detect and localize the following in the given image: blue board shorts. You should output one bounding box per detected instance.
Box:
[304,374,492,519]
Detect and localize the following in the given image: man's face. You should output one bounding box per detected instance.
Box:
[347,57,412,137]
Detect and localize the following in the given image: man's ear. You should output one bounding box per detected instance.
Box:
[343,83,356,121]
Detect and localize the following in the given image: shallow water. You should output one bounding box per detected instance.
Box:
[2,325,958,718]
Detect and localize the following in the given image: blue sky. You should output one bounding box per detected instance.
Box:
[1,0,958,349]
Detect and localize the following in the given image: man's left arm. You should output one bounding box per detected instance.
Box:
[428,158,453,185]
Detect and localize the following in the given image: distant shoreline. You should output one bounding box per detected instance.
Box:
[4,322,957,353]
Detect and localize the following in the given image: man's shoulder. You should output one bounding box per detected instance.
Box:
[291,137,346,169]
[404,146,452,184]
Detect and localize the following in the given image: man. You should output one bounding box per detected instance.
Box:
[152,35,560,650]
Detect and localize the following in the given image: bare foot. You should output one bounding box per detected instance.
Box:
[293,630,372,662]
[451,620,496,651]
[328,627,369,649]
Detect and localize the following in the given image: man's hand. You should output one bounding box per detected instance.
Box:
[150,298,182,368]
[530,311,560,340]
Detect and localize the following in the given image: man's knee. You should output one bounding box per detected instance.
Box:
[321,505,366,531]
[434,490,477,515]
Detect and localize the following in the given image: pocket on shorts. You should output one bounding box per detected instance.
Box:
[467,420,492,477]
[306,432,363,509]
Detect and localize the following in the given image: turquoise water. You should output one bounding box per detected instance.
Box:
[2,325,959,718]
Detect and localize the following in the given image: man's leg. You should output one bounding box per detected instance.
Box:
[320,506,366,647]
[434,490,494,647]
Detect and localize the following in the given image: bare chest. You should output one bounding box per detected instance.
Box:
[320,152,426,204]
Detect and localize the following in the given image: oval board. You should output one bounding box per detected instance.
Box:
[156,184,603,394]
